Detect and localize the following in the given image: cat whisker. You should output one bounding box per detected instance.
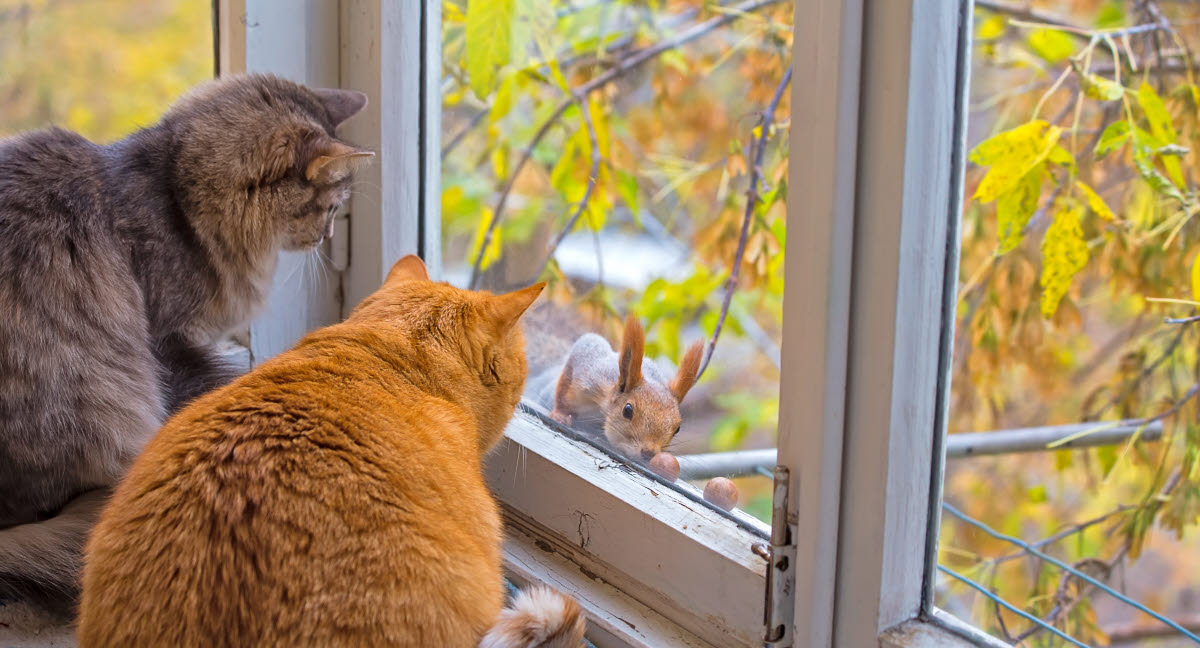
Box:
[349,179,384,193]
[280,255,305,287]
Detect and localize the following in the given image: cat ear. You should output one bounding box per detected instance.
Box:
[305,140,374,184]
[489,282,545,335]
[313,87,369,127]
[618,315,644,393]
[387,254,430,283]
[669,341,704,402]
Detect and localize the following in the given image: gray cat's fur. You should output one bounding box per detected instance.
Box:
[0,74,371,613]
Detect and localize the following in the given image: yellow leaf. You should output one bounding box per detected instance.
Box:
[1040,203,1089,318]
[1136,82,1185,188]
[970,120,1047,166]
[1082,73,1124,101]
[973,123,1062,203]
[469,207,502,271]
[1027,28,1076,63]
[490,146,507,179]
[489,73,518,122]
[1190,252,1200,303]
[996,164,1044,253]
[977,14,1006,41]
[465,0,515,99]
[1075,180,1115,221]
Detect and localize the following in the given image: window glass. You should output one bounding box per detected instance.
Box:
[0,0,213,140]
[440,1,791,523]
[939,1,1200,643]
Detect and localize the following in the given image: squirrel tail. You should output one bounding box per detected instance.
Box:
[480,585,587,648]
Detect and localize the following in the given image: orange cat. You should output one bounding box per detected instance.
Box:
[77,255,585,648]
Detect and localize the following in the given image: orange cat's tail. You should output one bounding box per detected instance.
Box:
[480,585,587,648]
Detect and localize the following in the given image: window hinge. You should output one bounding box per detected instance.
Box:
[764,466,796,648]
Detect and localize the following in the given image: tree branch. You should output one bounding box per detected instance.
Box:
[534,96,602,281]
[695,64,792,380]
[974,0,1082,32]
[468,0,787,288]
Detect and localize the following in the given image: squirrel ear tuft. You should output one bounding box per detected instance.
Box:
[618,315,644,393]
[491,282,545,335]
[386,254,429,283]
[669,341,704,402]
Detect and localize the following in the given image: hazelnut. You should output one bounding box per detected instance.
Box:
[703,477,739,511]
[648,452,680,482]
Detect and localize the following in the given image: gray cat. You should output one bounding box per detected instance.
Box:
[0,74,372,613]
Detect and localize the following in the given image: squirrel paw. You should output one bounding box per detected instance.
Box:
[549,409,574,428]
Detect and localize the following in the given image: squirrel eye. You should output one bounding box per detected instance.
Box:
[623,402,634,419]
[673,425,680,437]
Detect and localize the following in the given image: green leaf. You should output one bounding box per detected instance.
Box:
[1095,1,1124,29]
[1097,444,1118,477]
[616,169,640,221]
[465,0,515,99]
[1133,148,1187,204]
[1095,120,1130,157]
[996,164,1044,253]
[1075,180,1115,221]
[1040,203,1089,318]
[1027,28,1076,63]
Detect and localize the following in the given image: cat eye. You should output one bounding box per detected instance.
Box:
[623,402,633,419]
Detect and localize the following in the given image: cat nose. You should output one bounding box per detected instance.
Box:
[640,449,656,461]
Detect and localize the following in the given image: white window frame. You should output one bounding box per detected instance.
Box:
[784,0,1008,646]
[219,1,1011,646]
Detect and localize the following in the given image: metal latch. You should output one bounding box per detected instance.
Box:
[763,466,796,647]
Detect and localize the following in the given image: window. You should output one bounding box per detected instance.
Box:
[440,2,790,644]
[938,2,1200,646]
[218,1,1106,646]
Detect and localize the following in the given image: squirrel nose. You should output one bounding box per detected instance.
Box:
[640,449,656,461]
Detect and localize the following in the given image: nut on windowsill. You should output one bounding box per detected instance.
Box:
[648,452,680,482]
[703,477,739,511]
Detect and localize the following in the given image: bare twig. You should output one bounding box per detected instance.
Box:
[974,0,1082,32]
[1086,323,1189,421]
[468,0,787,288]
[442,108,490,159]
[981,505,1133,568]
[533,97,602,282]
[1010,471,1189,644]
[1103,615,1200,643]
[695,65,792,380]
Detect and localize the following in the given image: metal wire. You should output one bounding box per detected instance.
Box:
[943,503,1200,644]
[937,564,1091,648]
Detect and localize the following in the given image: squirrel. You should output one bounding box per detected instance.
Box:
[526,314,703,461]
